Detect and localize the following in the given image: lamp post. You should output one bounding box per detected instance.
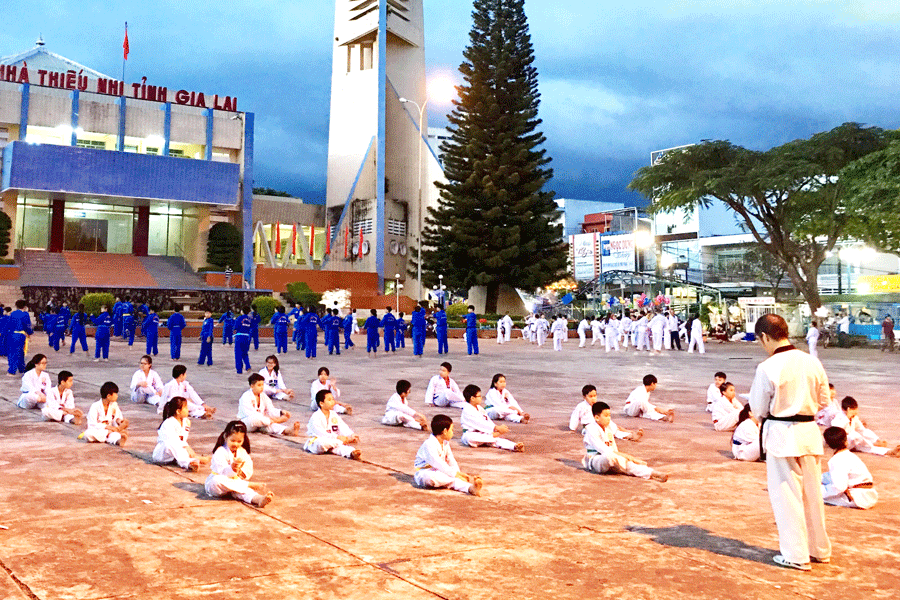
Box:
[438,274,445,308]
[395,273,401,312]
[398,97,427,304]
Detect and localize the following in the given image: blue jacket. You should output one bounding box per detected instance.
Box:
[200,317,215,341]
[9,309,34,335]
[396,317,407,334]
[250,311,261,331]
[465,312,478,329]
[70,312,88,331]
[270,313,288,334]
[218,311,234,326]
[380,313,397,332]
[142,314,160,335]
[234,314,251,335]
[364,315,380,334]
[91,313,113,329]
[166,313,187,332]
[411,310,426,333]
[434,310,448,331]
[343,314,355,331]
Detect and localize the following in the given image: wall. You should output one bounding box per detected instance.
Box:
[255,266,380,302]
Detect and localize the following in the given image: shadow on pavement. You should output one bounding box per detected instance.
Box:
[173,481,208,499]
[627,524,777,566]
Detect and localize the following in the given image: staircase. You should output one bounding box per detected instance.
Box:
[64,252,157,287]
[17,251,209,289]
[18,251,80,286]
[139,256,207,289]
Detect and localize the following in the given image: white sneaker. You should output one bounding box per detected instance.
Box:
[773,555,811,571]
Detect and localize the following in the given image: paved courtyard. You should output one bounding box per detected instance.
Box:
[0,332,897,599]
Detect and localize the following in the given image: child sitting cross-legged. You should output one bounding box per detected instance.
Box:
[414,414,483,496]
[459,384,524,452]
[583,402,668,482]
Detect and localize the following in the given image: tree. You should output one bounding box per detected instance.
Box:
[421,0,566,314]
[207,222,242,270]
[840,138,900,253]
[0,211,11,258]
[628,123,891,312]
[745,248,791,302]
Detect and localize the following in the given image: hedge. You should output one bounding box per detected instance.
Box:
[80,292,116,315]
[252,296,282,322]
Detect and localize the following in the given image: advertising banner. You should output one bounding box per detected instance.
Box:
[571,233,597,280]
[601,234,635,273]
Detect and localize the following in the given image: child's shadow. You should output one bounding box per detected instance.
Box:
[389,472,416,486]
[173,481,208,500]
[555,458,584,470]
[628,524,776,565]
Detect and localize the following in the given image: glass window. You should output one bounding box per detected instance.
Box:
[148,213,169,256]
[15,195,50,250]
[63,202,134,253]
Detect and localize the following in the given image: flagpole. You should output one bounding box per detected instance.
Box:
[122,22,128,86]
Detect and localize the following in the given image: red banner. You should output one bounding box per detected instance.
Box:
[309,225,315,257]
[123,23,130,61]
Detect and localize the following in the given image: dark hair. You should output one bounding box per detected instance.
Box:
[318,366,330,376]
[440,362,452,373]
[160,396,187,427]
[58,370,73,384]
[592,401,611,416]
[172,364,187,379]
[736,403,752,426]
[396,379,411,395]
[431,414,453,436]
[719,381,734,394]
[754,313,789,341]
[265,355,280,374]
[467,305,475,311]
[242,306,251,314]
[463,384,481,402]
[25,353,47,371]
[248,373,264,385]
[385,306,392,312]
[315,388,333,406]
[173,305,182,312]
[78,303,85,311]
[823,426,848,451]
[828,383,835,390]
[715,371,727,379]
[15,299,26,309]
[277,305,285,313]
[841,396,858,411]
[100,381,119,398]
[491,373,505,389]
[213,420,251,454]
[141,354,153,365]
[582,384,596,397]
[370,308,377,316]
[642,374,658,386]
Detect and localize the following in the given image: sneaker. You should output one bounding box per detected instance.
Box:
[773,555,811,571]
[810,556,830,564]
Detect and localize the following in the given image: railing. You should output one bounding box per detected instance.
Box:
[170,243,193,274]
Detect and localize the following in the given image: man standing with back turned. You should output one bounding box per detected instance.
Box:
[749,313,831,571]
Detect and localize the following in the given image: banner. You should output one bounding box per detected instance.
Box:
[600,233,635,273]
[571,233,596,280]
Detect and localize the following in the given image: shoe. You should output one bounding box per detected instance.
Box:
[810,556,830,564]
[773,555,811,571]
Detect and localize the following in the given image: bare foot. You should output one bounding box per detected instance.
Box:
[344,405,354,415]
[632,428,644,441]
[198,456,211,466]
[513,442,525,452]
[650,471,669,482]
[349,449,362,460]
[469,477,483,496]
[291,421,301,436]
[887,445,900,457]
[253,491,275,508]
[205,407,217,418]
[875,440,888,448]
[665,411,675,423]
[117,434,128,446]
[73,415,84,426]
[421,423,430,433]
[521,413,531,424]
[186,462,199,472]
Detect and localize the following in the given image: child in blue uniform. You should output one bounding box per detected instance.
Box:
[365,309,380,354]
[250,308,261,351]
[218,309,235,345]
[121,297,136,345]
[331,309,343,355]
[7,300,33,374]
[234,306,252,373]
[142,307,160,356]
[303,306,320,359]
[41,308,59,351]
[57,302,70,347]
[381,307,397,352]
[343,309,356,349]
[271,306,289,354]
[166,306,187,360]
[69,304,89,353]
[465,305,479,355]
[411,306,426,356]
[395,312,407,349]
[435,306,449,354]
[91,305,113,361]
[198,309,214,366]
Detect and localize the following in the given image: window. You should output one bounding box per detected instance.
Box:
[387,219,407,236]
[76,139,106,150]
[361,43,373,70]
[146,147,160,155]
[168,149,185,157]
[0,127,8,148]
[352,219,374,235]
[124,144,139,153]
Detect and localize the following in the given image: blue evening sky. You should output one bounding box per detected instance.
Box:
[3,1,899,207]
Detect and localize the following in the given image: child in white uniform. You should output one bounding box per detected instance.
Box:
[582,402,668,481]
[551,315,567,351]
[570,384,643,440]
[821,427,878,509]
[459,384,524,452]
[309,366,352,414]
[711,382,743,432]
[687,316,705,353]
[605,315,620,352]
[382,379,429,430]
[484,373,529,423]
[259,355,294,401]
[815,384,839,427]
[414,414,483,496]
[425,362,466,408]
[304,389,361,459]
[623,374,675,422]
[153,397,210,471]
[83,382,129,446]
[17,354,51,409]
[237,374,301,436]
[706,372,726,412]
[831,396,900,457]
[205,420,274,508]
[130,355,164,406]
[590,317,603,346]
[161,364,216,419]
[577,318,590,347]
[536,315,549,346]
[619,314,632,349]
[42,370,83,424]
[731,405,760,461]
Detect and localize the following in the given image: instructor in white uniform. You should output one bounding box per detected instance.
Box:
[749,313,831,571]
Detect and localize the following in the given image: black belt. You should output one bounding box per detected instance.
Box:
[759,414,815,460]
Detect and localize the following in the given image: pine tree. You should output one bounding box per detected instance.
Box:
[422,0,565,313]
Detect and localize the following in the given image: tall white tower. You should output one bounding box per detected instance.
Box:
[324,0,439,294]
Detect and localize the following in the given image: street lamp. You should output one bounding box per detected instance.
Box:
[438,274,445,308]
[395,273,401,312]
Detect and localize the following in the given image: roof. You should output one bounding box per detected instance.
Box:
[0,41,114,80]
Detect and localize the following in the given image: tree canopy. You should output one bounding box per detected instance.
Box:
[629,123,893,311]
[420,0,566,313]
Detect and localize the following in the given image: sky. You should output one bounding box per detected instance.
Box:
[4,1,900,208]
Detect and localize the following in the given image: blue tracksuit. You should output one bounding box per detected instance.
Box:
[234,314,252,372]
[435,310,449,354]
[303,312,320,359]
[381,313,397,352]
[250,311,261,350]
[69,312,89,353]
[343,314,355,349]
[411,310,426,356]
[121,302,136,345]
[365,315,380,353]
[57,306,70,344]
[42,313,60,351]
[465,312,479,355]
[91,312,112,359]
[143,313,160,355]
[395,317,407,349]
[112,301,123,337]
[330,316,342,355]
[0,312,7,357]
[7,309,33,374]
[166,312,187,359]
[218,311,234,345]
[289,307,302,349]
[271,313,289,353]
[198,317,214,366]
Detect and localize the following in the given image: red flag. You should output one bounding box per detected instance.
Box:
[275,222,280,252]
[359,223,364,256]
[292,224,297,256]
[309,225,315,256]
[326,225,331,255]
[344,224,349,258]
[123,23,130,60]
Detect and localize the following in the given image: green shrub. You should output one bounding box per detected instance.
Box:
[207,222,242,270]
[252,296,282,322]
[446,302,470,320]
[284,281,322,307]
[0,211,11,257]
[81,292,115,315]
